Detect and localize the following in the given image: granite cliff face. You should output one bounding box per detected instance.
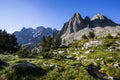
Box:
[61,13,120,44]
[60,13,85,35]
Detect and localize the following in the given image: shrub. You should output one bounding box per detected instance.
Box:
[0,59,8,69]
[41,51,54,59]
[82,34,88,39]
[106,33,113,39]
[88,32,95,39]
[16,49,31,58]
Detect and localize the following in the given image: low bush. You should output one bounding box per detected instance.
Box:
[0,59,8,69]
[16,49,31,58]
[88,32,95,39]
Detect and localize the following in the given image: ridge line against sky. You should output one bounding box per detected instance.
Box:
[0,0,120,33]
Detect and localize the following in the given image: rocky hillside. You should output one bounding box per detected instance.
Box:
[14,26,57,46]
[0,33,120,80]
[61,13,120,43]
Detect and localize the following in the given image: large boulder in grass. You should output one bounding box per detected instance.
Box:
[86,64,117,80]
[8,61,46,80]
[11,61,41,75]
[83,40,102,49]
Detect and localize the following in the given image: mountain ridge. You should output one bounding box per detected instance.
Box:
[61,13,120,44]
[14,26,58,46]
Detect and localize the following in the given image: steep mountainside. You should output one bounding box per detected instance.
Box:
[14,26,57,46]
[61,13,120,43]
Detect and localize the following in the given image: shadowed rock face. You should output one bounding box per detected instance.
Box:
[84,16,91,27]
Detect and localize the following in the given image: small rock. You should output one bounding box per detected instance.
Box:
[66,55,72,59]
[116,40,120,45]
[58,51,64,54]
[81,47,84,50]
[80,55,86,58]
[113,63,120,68]
[100,61,105,65]
[84,40,102,49]
[85,49,94,54]
[53,52,57,54]
[49,64,55,67]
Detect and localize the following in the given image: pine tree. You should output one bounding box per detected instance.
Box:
[0,29,20,53]
[52,33,61,49]
[46,35,53,49]
[40,36,47,52]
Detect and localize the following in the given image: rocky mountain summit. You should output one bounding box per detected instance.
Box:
[60,13,86,35]
[14,26,57,46]
[61,13,120,43]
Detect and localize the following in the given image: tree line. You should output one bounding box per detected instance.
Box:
[0,30,20,53]
[39,32,61,52]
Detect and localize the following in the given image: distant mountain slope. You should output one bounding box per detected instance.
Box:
[14,26,57,46]
[60,13,120,44]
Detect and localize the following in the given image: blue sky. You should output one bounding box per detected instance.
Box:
[0,0,120,33]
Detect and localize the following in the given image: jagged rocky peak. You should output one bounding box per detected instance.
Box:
[60,12,86,34]
[61,13,120,44]
[91,14,105,21]
[84,16,90,23]
[84,16,90,21]
[84,16,91,27]
[71,12,83,20]
[70,13,84,25]
[91,13,118,27]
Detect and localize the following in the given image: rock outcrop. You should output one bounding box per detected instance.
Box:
[86,64,117,80]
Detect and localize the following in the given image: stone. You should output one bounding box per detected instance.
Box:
[113,63,120,68]
[85,49,94,54]
[84,40,102,49]
[116,40,120,45]
[86,64,116,80]
[58,51,64,54]
[80,55,86,58]
[53,52,57,54]
[81,47,84,50]
[11,61,37,73]
[49,64,55,67]
[100,61,105,65]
